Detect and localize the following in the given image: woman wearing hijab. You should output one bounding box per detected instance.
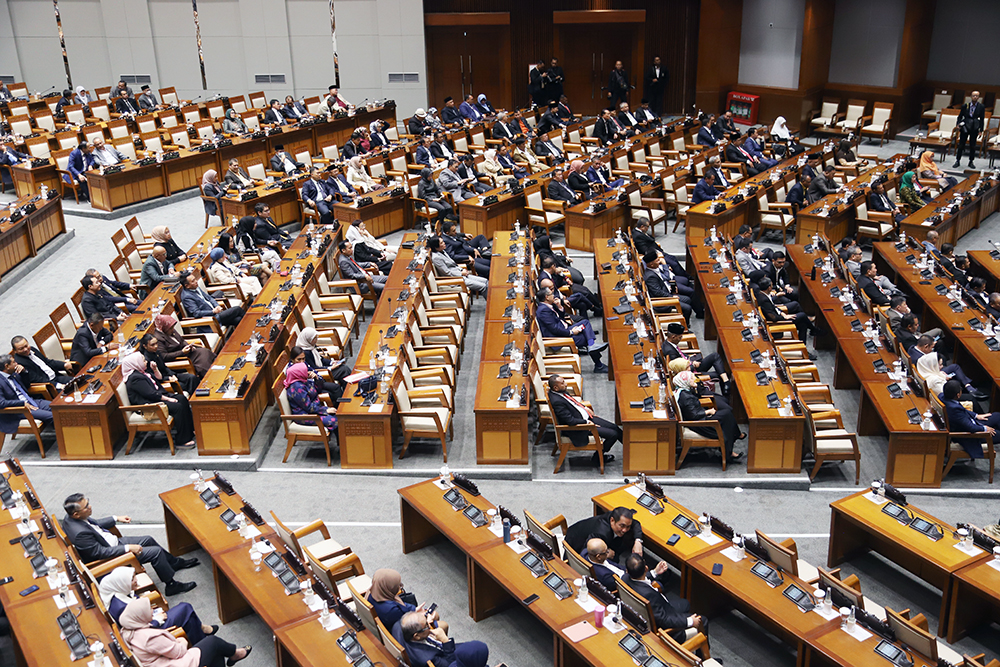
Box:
[369,120,391,148]
[346,155,383,193]
[367,568,447,634]
[120,597,250,667]
[347,219,398,260]
[769,116,803,156]
[416,167,455,220]
[673,370,742,463]
[152,314,215,378]
[289,339,349,401]
[285,362,337,430]
[476,93,495,116]
[479,149,506,186]
[201,170,224,220]
[123,352,196,449]
[346,221,394,273]
[899,171,929,210]
[222,108,248,135]
[566,159,593,200]
[835,139,861,167]
[533,230,585,284]
[74,86,93,106]
[918,150,957,190]
[915,351,983,411]
[217,233,271,279]
[99,566,215,643]
[425,107,445,130]
[150,227,187,263]
[205,247,262,297]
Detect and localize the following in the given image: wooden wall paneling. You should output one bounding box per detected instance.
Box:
[695,0,742,116]
[425,21,512,112]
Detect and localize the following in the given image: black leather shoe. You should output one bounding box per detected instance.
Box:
[728,452,744,463]
[952,161,961,169]
[174,557,200,570]
[591,453,615,465]
[808,351,818,361]
[164,580,197,596]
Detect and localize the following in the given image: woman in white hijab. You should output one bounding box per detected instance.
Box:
[480,149,505,186]
[74,86,92,105]
[346,219,397,260]
[346,155,383,193]
[915,351,982,410]
[769,116,804,156]
[98,566,216,643]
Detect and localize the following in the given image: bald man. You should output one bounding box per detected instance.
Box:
[584,537,669,592]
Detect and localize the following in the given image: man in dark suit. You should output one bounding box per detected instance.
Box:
[547,374,619,465]
[442,221,490,277]
[537,102,565,135]
[113,89,139,115]
[341,131,362,160]
[786,174,809,208]
[696,116,718,147]
[534,134,565,163]
[429,132,456,161]
[623,554,703,639]
[301,166,335,226]
[223,158,256,189]
[583,538,625,592]
[536,289,607,371]
[800,154,821,180]
[857,260,891,306]
[179,271,244,328]
[263,99,288,125]
[663,323,725,378]
[490,113,516,141]
[338,241,387,295]
[617,102,643,131]
[807,165,838,204]
[635,99,660,125]
[547,58,565,103]
[594,108,625,145]
[456,155,490,194]
[413,136,435,167]
[137,85,159,110]
[440,97,463,126]
[11,335,74,387]
[62,493,197,595]
[725,134,761,176]
[85,269,137,313]
[942,379,1000,458]
[755,277,819,349]
[692,171,718,204]
[408,109,429,136]
[66,142,96,200]
[80,275,126,323]
[0,354,53,433]
[607,61,630,110]
[281,95,308,120]
[0,143,29,189]
[392,611,487,667]
[643,56,667,116]
[538,257,601,318]
[868,181,904,222]
[546,169,580,205]
[764,251,799,302]
[70,314,117,366]
[644,252,692,320]
[270,145,303,174]
[954,91,985,169]
[565,506,642,564]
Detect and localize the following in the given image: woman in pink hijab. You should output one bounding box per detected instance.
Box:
[284,362,337,429]
[566,159,593,200]
[120,597,251,667]
[122,352,196,449]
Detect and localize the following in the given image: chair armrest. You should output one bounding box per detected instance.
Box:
[293,518,332,540]
[179,317,222,334]
[28,383,57,400]
[541,337,579,354]
[406,387,451,407]
[419,327,459,345]
[542,199,567,212]
[119,403,170,424]
[279,414,330,436]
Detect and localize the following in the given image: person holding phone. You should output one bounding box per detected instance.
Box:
[368,569,447,634]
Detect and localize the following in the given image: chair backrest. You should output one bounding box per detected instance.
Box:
[614,575,657,631]
[182,105,201,124]
[525,186,542,209]
[157,110,179,127]
[937,109,960,134]
[50,303,79,341]
[348,580,380,635]
[930,91,951,112]
[34,322,66,362]
[229,95,248,113]
[114,138,138,161]
[523,510,561,557]
[303,96,321,115]
[90,100,111,121]
[125,218,146,246]
[249,91,267,108]
[871,103,892,126]
[159,87,179,106]
[844,100,866,123]
[136,115,158,134]
[93,86,111,101]
[206,100,225,119]
[321,143,340,161]
[240,111,260,130]
[112,228,131,256]
[453,133,469,153]
[65,104,87,126]
[25,136,50,159]
[56,131,78,150]
[375,618,408,664]
[170,128,190,149]
[53,148,72,172]
[563,542,594,578]
[247,162,266,180]
[141,132,163,154]
[110,255,132,285]
[107,119,129,139]
[122,240,143,271]
[7,113,31,137]
[820,100,839,119]
[193,120,213,141]
[268,511,303,557]
[295,150,312,169]
[34,111,56,133]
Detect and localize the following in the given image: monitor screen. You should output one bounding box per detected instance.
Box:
[874,640,904,663]
[636,493,657,509]
[910,518,933,533]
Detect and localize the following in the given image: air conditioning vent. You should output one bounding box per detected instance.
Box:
[387,73,420,84]
[254,74,286,85]
[119,74,152,85]
[0,75,15,85]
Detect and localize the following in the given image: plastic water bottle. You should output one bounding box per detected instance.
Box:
[439,464,451,487]
[502,518,511,543]
[658,383,667,410]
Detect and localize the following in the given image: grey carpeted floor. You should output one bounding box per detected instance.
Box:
[0,126,998,667]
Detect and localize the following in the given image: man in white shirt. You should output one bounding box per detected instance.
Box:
[62,493,198,595]
[91,137,124,167]
[429,236,487,294]
[11,335,74,386]
[0,354,53,429]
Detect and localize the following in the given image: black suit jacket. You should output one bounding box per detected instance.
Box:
[81,291,120,320]
[786,183,805,207]
[114,97,139,114]
[270,152,304,173]
[263,108,287,125]
[429,142,454,160]
[70,325,112,366]
[62,515,125,562]
[644,65,667,93]
[632,229,663,257]
[857,275,889,306]
[549,391,592,447]
[958,101,985,135]
[764,262,791,291]
[753,287,782,322]
[15,348,67,385]
[868,192,896,213]
[644,268,671,298]
[491,121,515,140]
[224,167,253,187]
[567,171,591,198]
[441,107,463,125]
[565,511,643,563]
[624,577,689,631]
[594,118,617,145]
[341,141,360,160]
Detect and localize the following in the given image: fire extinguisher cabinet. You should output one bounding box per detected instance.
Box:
[726,92,760,126]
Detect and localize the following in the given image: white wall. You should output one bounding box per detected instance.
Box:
[926,0,1000,85]
[827,0,905,88]
[2,0,427,122]
[737,0,805,89]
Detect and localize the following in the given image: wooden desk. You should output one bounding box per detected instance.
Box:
[332,189,410,238]
[591,485,724,598]
[399,478,500,557]
[474,361,529,465]
[908,136,953,161]
[274,612,397,667]
[211,540,313,626]
[732,370,804,473]
[459,187,527,239]
[564,196,629,252]
[895,173,998,245]
[10,161,60,199]
[0,196,65,277]
[968,249,1000,294]
[8,593,119,667]
[159,482,276,557]
[87,161,168,212]
[0,521,70,610]
[828,490,989,637]
[221,180,304,227]
[162,147,220,196]
[804,620,938,667]
[946,556,1000,642]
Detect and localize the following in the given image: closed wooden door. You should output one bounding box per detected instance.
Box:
[426,25,511,111]
[556,24,638,116]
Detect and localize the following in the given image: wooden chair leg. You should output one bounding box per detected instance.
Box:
[854,454,861,484]
[809,458,823,481]
[720,444,727,471]
[677,443,690,467]
[163,426,175,455]
[399,432,412,459]
[942,450,959,479]
[282,435,296,463]
[325,436,332,466]
[553,444,569,474]
[124,428,138,454]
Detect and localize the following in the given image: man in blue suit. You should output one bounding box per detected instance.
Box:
[179,271,244,332]
[696,116,718,146]
[301,166,334,225]
[282,95,309,120]
[744,127,778,168]
[0,143,29,188]
[692,171,718,204]
[67,142,96,200]
[392,611,488,667]
[458,94,482,123]
[323,164,356,202]
[623,554,703,641]
[413,136,435,167]
[786,175,809,208]
[0,354,53,434]
[942,379,1000,459]
[536,288,607,372]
